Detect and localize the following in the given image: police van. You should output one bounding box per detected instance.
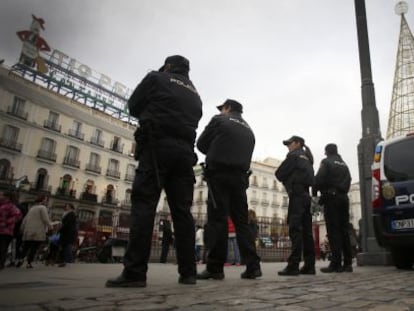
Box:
[372,133,414,269]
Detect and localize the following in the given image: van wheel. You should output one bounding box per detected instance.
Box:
[391,247,413,270]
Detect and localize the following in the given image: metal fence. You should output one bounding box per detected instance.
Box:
[76,214,293,263]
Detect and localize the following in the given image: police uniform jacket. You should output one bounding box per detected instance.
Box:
[128,70,202,146]
[314,154,351,194]
[197,111,255,171]
[275,148,314,195]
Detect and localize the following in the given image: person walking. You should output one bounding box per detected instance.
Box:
[159,216,174,263]
[314,143,353,273]
[275,135,315,276]
[7,201,28,267]
[17,195,52,268]
[58,203,78,267]
[0,191,21,270]
[196,99,261,281]
[225,217,240,266]
[106,55,202,287]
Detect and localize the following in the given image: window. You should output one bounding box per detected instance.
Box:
[126,164,135,175]
[35,168,48,190]
[12,97,25,114]
[111,136,123,153]
[91,128,104,146]
[3,125,19,142]
[72,120,82,133]
[41,138,56,153]
[37,138,56,161]
[0,159,11,180]
[63,146,80,167]
[69,121,84,140]
[65,145,79,160]
[48,111,59,124]
[108,159,119,171]
[89,152,100,166]
[107,159,120,178]
[44,111,61,132]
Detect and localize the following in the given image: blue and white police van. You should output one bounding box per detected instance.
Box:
[372,132,414,269]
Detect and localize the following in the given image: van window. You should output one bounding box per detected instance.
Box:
[384,138,414,182]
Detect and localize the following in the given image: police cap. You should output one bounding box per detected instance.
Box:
[283,135,305,146]
[159,55,190,73]
[216,99,243,113]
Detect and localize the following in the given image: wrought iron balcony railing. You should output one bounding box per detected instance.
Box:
[37,149,57,162]
[85,163,102,174]
[62,156,80,168]
[90,136,105,147]
[7,106,28,120]
[67,129,85,140]
[106,169,121,179]
[43,120,61,132]
[0,138,22,152]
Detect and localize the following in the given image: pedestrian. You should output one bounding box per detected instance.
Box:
[7,201,28,267]
[0,190,22,270]
[195,225,204,263]
[58,203,78,267]
[314,143,353,273]
[196,99,262,281]
[16,195,52,268]
[159,216,174,263]
[106,55,202,287]
[275,135,316,276]
[225,217,240,266]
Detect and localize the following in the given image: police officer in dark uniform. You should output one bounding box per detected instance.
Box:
[196,99,262,280]
[276,135,316,276]
[314,143,352,273]
[106,55,202,287]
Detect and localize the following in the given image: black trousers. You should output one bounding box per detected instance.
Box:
[323,193,352,267]
[287,192,315,268]
[160,238,171,263]
[206,170,260,273]
[123,138,196,280]
[0,234,13,267]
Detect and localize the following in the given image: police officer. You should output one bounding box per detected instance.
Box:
[314,143,352,273]
[106,55,202,287]
[275,135,316,276]
[196,99,262,280]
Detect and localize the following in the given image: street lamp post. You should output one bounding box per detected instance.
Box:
[353,0,391,265]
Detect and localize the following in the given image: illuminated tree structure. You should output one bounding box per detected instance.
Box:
[387,1,414,139]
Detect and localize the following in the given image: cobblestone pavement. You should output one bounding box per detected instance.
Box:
[0,261,413,311]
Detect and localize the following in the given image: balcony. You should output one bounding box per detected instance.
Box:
[110,141,124,154]
[55,188,76,198]
[67,129,85,141]
[0,138,22,152]
[106,169,121,179]
[85,163,102,174]
[43,120,61,132]
[62,157,80,168]
[7,106,28,120]
[90,136,105,148]
[80,191,98,202]
[250,198,259,205]
[37,149,57,162]
[124,173,135,182]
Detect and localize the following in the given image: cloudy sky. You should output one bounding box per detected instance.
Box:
[0,0,411,181]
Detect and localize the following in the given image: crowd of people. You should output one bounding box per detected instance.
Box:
[0,193,79,270]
